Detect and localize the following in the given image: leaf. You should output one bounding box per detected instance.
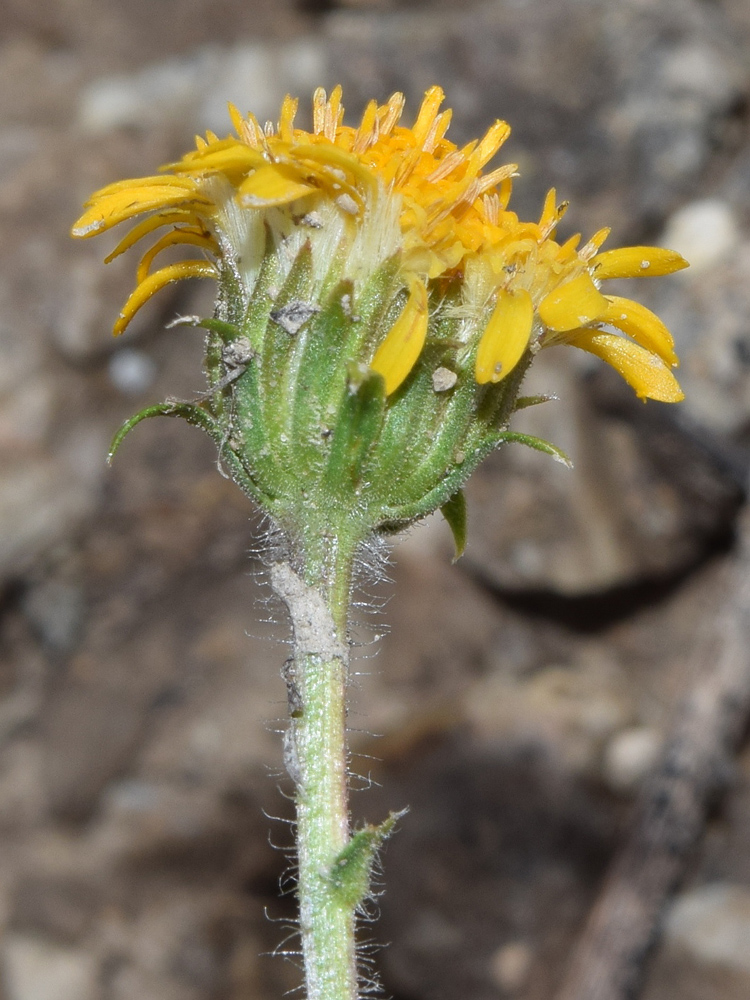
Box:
[108,401,219,464]
[166,315,242,342]
[440,489,468,561]
[328,809,407,910]
[495,430,573,468]
[513,394,555,412]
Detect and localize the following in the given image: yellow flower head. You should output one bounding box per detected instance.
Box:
[72,86,687,402]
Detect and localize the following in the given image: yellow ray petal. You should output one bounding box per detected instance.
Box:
[538,272,609,331]
[601,296,678,367]
[593,246,689,280]
[237,166,318,207]
[84,174,198,200]
[560,330,684,402]
[370,279,429,395]
[475,288,534,384]
[292,143,378,199]
[113,261,217,336]
[103,209,201,262]
[175,143,265,176]
[136,230,217,285]
[72,185,209,238]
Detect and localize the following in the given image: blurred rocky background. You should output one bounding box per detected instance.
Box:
[2,0,750,997]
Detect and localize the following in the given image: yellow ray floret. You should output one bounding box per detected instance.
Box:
[72,177,209,237]
[475,288,534,384]
[113,261,217,336]
[559,330,684,402]
[71,86,686,402]
[538,273,609,332]
[593,246,689,280]
[103,209,206,263]
[370,278,429,395]
[600,296,678,368]
[136,230,217,285]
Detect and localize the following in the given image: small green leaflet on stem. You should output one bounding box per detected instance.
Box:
[327,809,408,911]
[513,393,556,412]
[495,430,573,468]
[107,401,220,464]
[440,489,467,561]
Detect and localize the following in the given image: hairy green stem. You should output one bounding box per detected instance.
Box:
[270,537,358,1000]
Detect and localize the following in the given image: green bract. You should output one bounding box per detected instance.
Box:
[111,247,566,557]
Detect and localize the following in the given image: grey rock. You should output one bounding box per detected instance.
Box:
[463,354,742,594]
[661,199,741,276]
[78,40,327,137]
[602,726,663,793]
[664,883,750,974]
[1,935,96,1000]
[108,349,158,396]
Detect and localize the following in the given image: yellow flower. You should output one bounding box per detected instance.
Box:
[72,86,687,402]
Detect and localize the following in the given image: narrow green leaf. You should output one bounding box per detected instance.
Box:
[167,315,242,342]
[108,402,218,464]
[440,489,468,561]
[513,394,555,412]
[328,809,407,910]
[496,430,573,468]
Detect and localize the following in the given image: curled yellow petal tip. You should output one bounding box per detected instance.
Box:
[561,329,684,402]
[370,278,429,395]
[113,261,217,336]
[601,296,678,368]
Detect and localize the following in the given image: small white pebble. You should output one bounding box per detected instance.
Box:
[108,349,157,395]
[660,198,739,274]
[432,367,458,392]
[489,941,533,992]
[603,726,662,792]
